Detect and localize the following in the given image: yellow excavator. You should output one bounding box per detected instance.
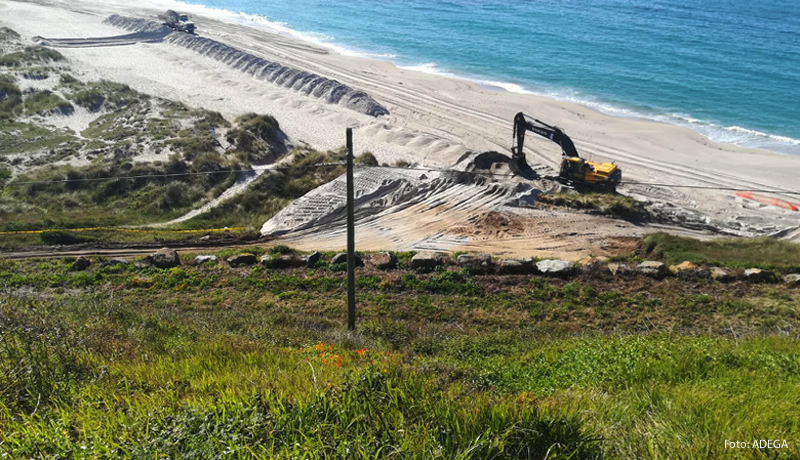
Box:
[512,112,621,191]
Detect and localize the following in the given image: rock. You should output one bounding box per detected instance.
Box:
[199,235,212,242]
[304,251,322,268]
[536,259,576,277]
[227,253,258,267]
[636,261,667,277]
[135,260,152,269]
[710,266,734,282]
[331,252,364,267]
[578,257,612,277]
[457,254,493,270]
[497,258,536,275]
[371,252,398,270]
[410,251,448,269]
[744,268,777,283]
[193,255,217,265]
[578,256,609,266]
[260,254,304,268]
[146,248,181,269]
[669,261,711,279]
[783,274,800,286]
[103,258,130,267]
[608,263,632,276]
[71,256,90,271]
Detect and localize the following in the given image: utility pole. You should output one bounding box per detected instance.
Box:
[346,128,356,331]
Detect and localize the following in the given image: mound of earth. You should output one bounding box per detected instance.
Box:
[261,164,644,259]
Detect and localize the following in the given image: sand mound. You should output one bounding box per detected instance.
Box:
[261,166,643,258]
[103,15,172,34]
[103,15,389,117]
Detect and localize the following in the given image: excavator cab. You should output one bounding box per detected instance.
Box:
[512,112,621,191]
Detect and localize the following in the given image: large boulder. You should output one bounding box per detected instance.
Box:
[457,254,493,270]
[669,261,710,279]
[371,252,398,270]
[331,252,364,267]
[410,251,448,269]
[227,253,258,267]
[784,274,800,287]
[192,255,217,265]
[497,258,537,275]
[71,256,91,271]
[710,266,734,282]
[303,251,322,268]
[744,268,777,283]
[636,261,667,277]
[146,248,181,269]
[536,259,576,277]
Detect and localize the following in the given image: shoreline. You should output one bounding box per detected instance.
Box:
[153,0,800,157]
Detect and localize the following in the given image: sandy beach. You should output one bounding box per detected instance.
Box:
[2,0,799,249]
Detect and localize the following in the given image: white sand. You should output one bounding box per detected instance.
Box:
[2,0,799,241]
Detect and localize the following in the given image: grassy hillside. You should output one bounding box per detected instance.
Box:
[0,28,321,243]
[1,252,799,458]
[643,232,800,271]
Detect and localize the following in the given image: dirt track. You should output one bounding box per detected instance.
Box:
[0,237,267,260]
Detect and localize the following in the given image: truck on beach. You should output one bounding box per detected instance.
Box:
[159,10,195,34]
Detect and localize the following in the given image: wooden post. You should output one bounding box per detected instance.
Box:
[346,128,356,331]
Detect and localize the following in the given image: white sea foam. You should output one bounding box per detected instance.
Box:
[398,62,456,78]
[110,0,392,59]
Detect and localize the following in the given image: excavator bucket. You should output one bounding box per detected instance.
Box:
[509,152,537,179]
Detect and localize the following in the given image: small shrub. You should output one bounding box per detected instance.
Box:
[355,151,379,166]
[40,231,90,245]
[0,79,23,118]
[269,244,296,255]
[71,89,105,111]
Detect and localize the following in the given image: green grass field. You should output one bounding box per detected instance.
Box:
[1,252,799,458]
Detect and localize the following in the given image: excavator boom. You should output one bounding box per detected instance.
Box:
[513,112,579,160]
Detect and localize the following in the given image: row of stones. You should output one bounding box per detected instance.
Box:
[71,249,800,286]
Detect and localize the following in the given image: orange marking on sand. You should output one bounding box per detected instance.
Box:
[736,191,799,211]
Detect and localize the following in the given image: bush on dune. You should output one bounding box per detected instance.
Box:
[0,79,22,119]
[0,47,64,67]
[227,113,287,164]
[23,90,74,116]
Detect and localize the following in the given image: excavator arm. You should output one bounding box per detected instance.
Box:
[512,112,579,161]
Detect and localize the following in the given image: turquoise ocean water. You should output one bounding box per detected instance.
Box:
[162,0,799,154]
